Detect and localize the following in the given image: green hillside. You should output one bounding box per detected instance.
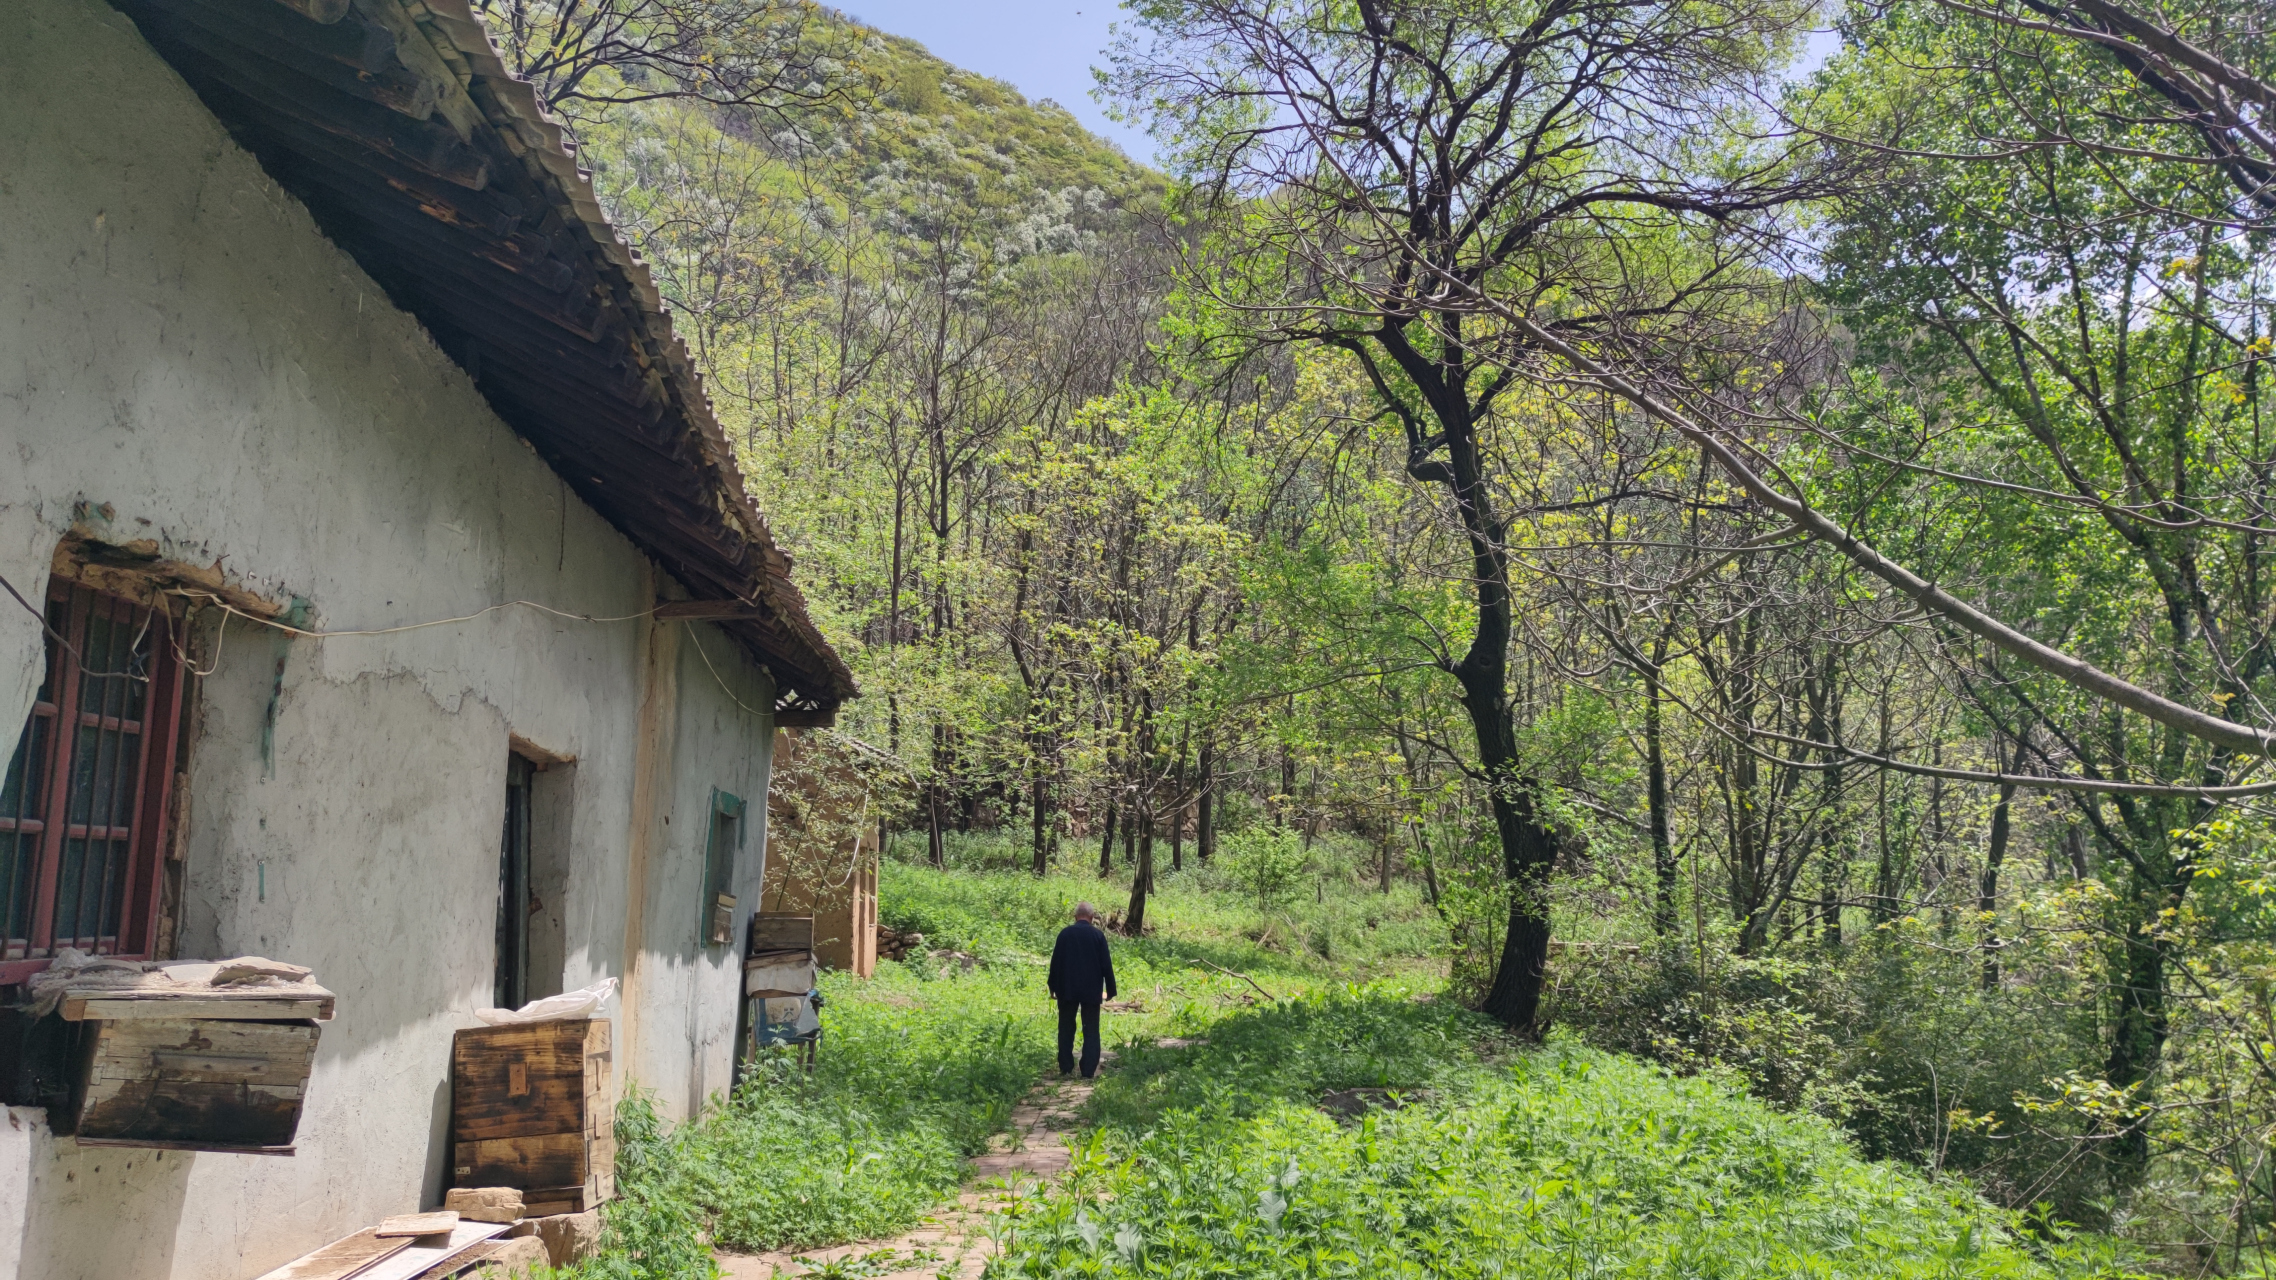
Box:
[836,21,1158,205]
[582,8,1160,247]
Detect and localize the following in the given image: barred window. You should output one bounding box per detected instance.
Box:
[0,579,187,982]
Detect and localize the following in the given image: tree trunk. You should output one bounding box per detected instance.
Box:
[1464,667,1559,1035]
[1821,855,1843,948]
[1436,390,1558,1035]
[927,786,944,869]
[1170,747,1187,874]
[2105,859,2184,1175]
[1031,766,1051,878]
[1644,651,1676,936]
[1416,826,1442,908]
[1349,317,1558,1033]
[1126,795,1153,935]
[1196,737,1217,861]
[1097,797,1116,874]
[1979,780,2013,990]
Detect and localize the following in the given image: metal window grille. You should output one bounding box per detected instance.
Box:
[0,580,187,984]
[494,753,534,1011]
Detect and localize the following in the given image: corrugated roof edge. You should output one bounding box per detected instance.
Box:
[398,0,855,707]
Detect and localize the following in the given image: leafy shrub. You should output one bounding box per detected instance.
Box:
[1217,826,1312,913]
[566,1090,720,1280]
[1544,926,2109,1224]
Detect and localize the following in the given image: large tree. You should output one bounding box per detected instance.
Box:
[1109,0,1825,1031]
[1810,0,2276,1172]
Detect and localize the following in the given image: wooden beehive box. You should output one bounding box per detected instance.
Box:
[70,1016,320,1153]
[450,1019,614,1214]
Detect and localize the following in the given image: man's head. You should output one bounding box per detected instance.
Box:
[1074,901,1096,922]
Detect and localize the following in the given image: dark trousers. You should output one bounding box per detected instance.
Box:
[1057,997,1101,1077]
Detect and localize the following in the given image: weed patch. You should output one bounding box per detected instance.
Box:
[995,989,2141,1280]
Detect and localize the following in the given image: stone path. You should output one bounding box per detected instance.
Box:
[714,1061,1106,1280]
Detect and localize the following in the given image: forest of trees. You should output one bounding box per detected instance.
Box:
[476,0,2274,1263]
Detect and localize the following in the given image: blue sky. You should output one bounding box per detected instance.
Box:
[833,4,1849,172]
[834,0,1158,161]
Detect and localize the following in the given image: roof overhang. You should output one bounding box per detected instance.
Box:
[103,0,855,725]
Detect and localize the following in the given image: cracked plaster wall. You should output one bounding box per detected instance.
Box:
[0,0,776,1275]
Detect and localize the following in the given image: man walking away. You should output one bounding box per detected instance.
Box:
[1047,901,1116,1078]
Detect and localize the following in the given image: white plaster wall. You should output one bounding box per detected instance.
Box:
[0,0,777,1274]
[634,634,775,1114]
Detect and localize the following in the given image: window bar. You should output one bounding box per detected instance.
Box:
[73,592,113,948]
[0,603,64,956]
[102,597,154,949]
[125,607,185,958]
[71,590,114,948]
[26,584,93,957]
[65,589,111,948]
[0,717,42,954]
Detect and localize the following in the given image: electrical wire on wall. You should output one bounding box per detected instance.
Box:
[0,564,787,725]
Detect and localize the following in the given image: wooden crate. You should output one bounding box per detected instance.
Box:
[748,914,813,956]
[450,1019,614,1213]
[70,1016,319,1152]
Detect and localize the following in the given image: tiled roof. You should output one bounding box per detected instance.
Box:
[107,0,854,722]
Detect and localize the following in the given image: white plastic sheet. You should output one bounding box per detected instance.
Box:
[744,961,816,997]
[474,976,618,1025]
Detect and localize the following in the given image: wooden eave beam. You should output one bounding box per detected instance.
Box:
[653,600,764,622]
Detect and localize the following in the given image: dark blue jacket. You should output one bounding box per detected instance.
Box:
[1047,921,1117,1003]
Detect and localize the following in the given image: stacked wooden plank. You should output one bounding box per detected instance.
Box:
[252,1219,513,1280]
[450,1019,614,1215]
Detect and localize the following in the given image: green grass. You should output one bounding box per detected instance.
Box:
[993,988,2141,1280]
[559,845,2135,1280]
[559,847,1443,1279]
[558,963,1050,1280]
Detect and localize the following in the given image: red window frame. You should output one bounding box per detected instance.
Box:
[0,579,187,985]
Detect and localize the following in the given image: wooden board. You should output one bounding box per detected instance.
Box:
[76,1136,296,1155]
[453,1131,586,1189]
[522,1176,610,1215]
[377,1211,459,1237]
[64,993,334,1021]
[345,1221,510,1280]
[75,1017,318,1148]
[451,1020,607,1142]
[251,1228,412,1280]
[748,914,813,955]
[406,1240,505,1280]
